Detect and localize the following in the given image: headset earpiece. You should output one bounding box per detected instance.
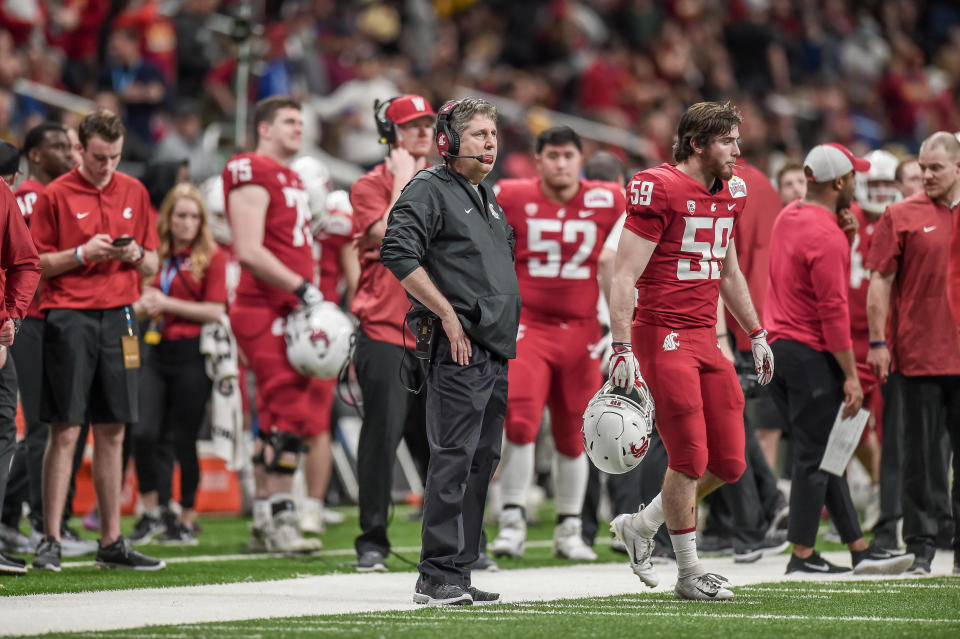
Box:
[374,97,397,146]
[436,99,461,159]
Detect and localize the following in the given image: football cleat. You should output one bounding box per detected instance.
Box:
[491,507,526,558]
[675,572,734,601]
[610,513,659,587]
[553,518,597,561]
[266,509,322,553]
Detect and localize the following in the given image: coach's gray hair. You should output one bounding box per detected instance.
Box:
[450,98,498,138]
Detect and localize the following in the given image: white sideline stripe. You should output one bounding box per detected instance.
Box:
[4,551,956,636]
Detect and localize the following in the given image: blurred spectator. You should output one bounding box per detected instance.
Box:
[895,156,923,196]
[97,27,168,150]
[776,162,807,205]
[156,103,221,183]
[50,0,111,95]
[172,0,220,100]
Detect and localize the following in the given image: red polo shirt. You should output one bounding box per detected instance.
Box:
[152,247,228,340]
[31,167,159,310]
[765,200,852,353]
[349,162,418,347]
[865,192,960,376]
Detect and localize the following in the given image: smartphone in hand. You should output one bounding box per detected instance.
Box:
[112,236,135,247]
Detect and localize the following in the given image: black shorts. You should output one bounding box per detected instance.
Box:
[41,307,139,425]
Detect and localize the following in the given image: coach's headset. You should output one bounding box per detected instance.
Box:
[435,99,493,163]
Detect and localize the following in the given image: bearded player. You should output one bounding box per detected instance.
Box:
[607,102,774,600]
[223,96,324,553]
[492,126,623,561]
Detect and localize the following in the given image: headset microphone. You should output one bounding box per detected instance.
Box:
[448,154,494,164]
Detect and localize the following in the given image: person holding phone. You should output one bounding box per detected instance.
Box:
[128,183,227,546]
[29,109,163,571]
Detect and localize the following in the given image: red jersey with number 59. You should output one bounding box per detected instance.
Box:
[624,163,746,328]
[222,152,314,309]
[496,178,624,320]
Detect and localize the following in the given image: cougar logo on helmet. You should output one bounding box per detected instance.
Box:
[630,440,649,459]
[285,302,355,379]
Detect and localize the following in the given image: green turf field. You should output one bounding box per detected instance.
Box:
[16,579,960,639]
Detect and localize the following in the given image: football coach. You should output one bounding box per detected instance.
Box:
[381,97,520,606]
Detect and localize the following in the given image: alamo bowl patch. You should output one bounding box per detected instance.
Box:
[489,203,500,219]
[583,187,615,208]
[728,175,747,198]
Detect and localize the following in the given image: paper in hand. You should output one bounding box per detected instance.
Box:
[819,406,871,476]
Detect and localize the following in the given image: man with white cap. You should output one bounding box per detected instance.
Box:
[765,143,914,575]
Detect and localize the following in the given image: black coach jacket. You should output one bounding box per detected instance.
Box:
[381,164,521,360]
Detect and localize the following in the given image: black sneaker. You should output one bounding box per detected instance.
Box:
[907,557,931,575]
[466,552,500,572]
[413,579,473,606]
[466,585,501,604]
[0,551,27,575]
[129,513,164,545]
[95,536,166,570]
[156,511,198,547]
[33,536,61,572]
[356,550,388,572]
[786,551,850,574]
[734,529,790,563]
[852,542,914,575]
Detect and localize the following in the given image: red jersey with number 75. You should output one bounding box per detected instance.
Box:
[624,163,746,328]
[496,178,624,320]
[222,152,315,309]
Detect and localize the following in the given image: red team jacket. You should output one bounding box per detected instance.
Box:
[496,178,624,321]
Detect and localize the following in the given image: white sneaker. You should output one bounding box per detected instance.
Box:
[675,572,734,601]
[267,510,322,553]
[553,518,597,561]
[322,508,346,526]
[298,500,325,536]
[610,513,659,587]
[491,508,526,558]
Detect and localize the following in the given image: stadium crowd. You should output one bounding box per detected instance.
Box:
[0,0,956,601]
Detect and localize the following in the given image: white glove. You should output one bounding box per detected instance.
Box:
[750,329,774,386]
[295,280,324,308]
[589,333,613,375]
[608,342,643,392]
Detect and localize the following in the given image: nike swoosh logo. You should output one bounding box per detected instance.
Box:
[803,561,831,572]
[696,586,718,598]
[465,208,473,214]
[76,211,90,219]
[578,210,595,218]
[923,225,936,232]
[727,203,736,210]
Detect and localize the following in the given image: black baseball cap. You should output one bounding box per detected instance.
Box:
[0,141,20,175]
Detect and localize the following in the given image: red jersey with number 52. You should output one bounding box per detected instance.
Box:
[624,163,746,328]
[222,152,314,308]
[497,178,624,320]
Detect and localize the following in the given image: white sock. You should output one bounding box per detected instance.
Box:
[553,452,588,516]
[670,528,702,577]
[633,493,665,536]
[252,499,271,528]
[499,441,535,509]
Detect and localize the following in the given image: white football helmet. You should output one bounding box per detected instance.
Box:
[284,302,354,379]
[291,155,331,234]
[582,380,655,474]
[199,175,231,245]
[854,150,903,215]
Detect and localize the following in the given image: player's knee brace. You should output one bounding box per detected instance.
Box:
[252,430,307,475]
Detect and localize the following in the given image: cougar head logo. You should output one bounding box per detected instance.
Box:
[630,439,649,459]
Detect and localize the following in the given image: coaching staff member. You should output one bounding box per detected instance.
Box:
[381,97,520,606]
[766,143,912,575]
[30,110,164,572]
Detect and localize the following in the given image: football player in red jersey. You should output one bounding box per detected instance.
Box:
[491,126,623,561]
[607,102,773,601]
[223,96,323,554]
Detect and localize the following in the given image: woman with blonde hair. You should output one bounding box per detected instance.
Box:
[129,183,228,546]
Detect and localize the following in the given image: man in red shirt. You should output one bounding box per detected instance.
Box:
[30,109,163,572]
[349,94,435,573]
[224,96,324,555]
[608,102,773,600]
[8,123,88,553]
[0,150,41,575]
[766,143,912,576]
[491,126,622,561]
[866,131,960,575]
